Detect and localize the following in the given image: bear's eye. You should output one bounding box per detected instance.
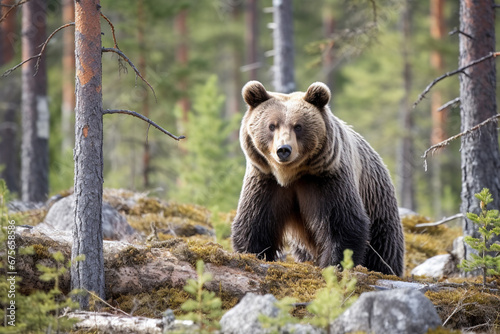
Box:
[269,124,276,131]
[294,125,302,133]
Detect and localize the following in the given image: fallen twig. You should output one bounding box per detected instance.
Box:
[415,213,464,228]
[103,109,185,141]
[414,51,500,108]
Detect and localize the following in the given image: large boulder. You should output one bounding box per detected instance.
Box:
[220,293,321,334]
[42,194,137,241]
[330,289,441,334]
[220,293,279,334]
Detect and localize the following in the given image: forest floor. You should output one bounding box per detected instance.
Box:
[12,188,500,333]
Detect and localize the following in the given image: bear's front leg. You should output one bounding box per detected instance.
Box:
[298,175,370,268]
[231,170,288,262]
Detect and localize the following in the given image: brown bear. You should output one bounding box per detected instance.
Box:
[231,81,405,276]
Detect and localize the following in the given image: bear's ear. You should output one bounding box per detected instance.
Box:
[304,82,331,109]
[242,81,271,108]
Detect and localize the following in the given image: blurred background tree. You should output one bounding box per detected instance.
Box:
[0,0,489,220]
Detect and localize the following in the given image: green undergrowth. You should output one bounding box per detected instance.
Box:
[10,188,500,332]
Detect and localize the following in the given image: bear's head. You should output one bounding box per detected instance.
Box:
[241,81,331,186]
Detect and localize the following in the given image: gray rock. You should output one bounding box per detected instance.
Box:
[220,293,279,334]
[411,254,453,278]
[330,289,441,334]
[42,194,137,241]
[220,293,323,334]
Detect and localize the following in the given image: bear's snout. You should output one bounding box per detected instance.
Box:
[277,144,292,161]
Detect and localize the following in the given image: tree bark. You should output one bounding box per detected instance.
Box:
[61,0,75,153]
[72,0,105,309]
[175,9,189,122]
[137,0,150,189]
[0,0,20,194]
[0,0,17,66]
[272,0,295,93]
[21,0,49,203]
[0,77,20,195]
[245,0,259,81]
[397,0,415,210]
[459,0,500,259]
[430,0,446,218]
[322,2,335,90]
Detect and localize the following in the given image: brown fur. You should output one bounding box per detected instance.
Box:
[231,81,405,276]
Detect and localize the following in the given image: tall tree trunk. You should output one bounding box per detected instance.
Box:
[459,0,500,260]
[397,0,415,210]
[21,0,49,203]
[224,5,241,120]
[430,0,446,218]
[61,0,75,153]
[245,0,259,81]
[71,0,105,309]
[0,0,19,194]
[272,0,295,93]
[137,0,150,189]
[0,0,16,66]
[322,2,335,90]
[175,9,189,122]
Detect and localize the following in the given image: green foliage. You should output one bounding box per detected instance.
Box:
[172,75,245,212]
[258,296,300,334]
[0,180,81,333]
[307,249,358,329]
[258,249,358,332]
[459,188,500,285]
[180,259,222,333]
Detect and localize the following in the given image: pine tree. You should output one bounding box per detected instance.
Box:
[174,75,244,212]
[459,188,500,286]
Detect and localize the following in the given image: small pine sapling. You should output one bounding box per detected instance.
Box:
[180,259,222,333]
[258,296,300,334]
[0,180,82,332]
[307,249,358,329]
[459,188,500,286]
[28,251,83,332]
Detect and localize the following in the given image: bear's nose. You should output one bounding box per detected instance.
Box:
[277,145,292,161]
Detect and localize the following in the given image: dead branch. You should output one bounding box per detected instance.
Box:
[102,47,157,102]
[437,97,460,112]
[103,109,185,141]
[0,0,29,24]
[422,113,500,171]
[1,22,75,78]
[414,51,500,108]
[100,12,119,49]
[415,213,464,228]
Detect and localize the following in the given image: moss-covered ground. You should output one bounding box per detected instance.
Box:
[14,189,500,332]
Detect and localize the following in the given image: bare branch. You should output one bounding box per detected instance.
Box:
[102,47,157,102]
[449,27,474,40]
[2,22,75,77]
[415,213,464,228]
[414,51,500,108]
[0,0,29,24]
[103,109,185,141]
[437,97,460,112]
[100,12,119,49]
[422,113,500,170]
